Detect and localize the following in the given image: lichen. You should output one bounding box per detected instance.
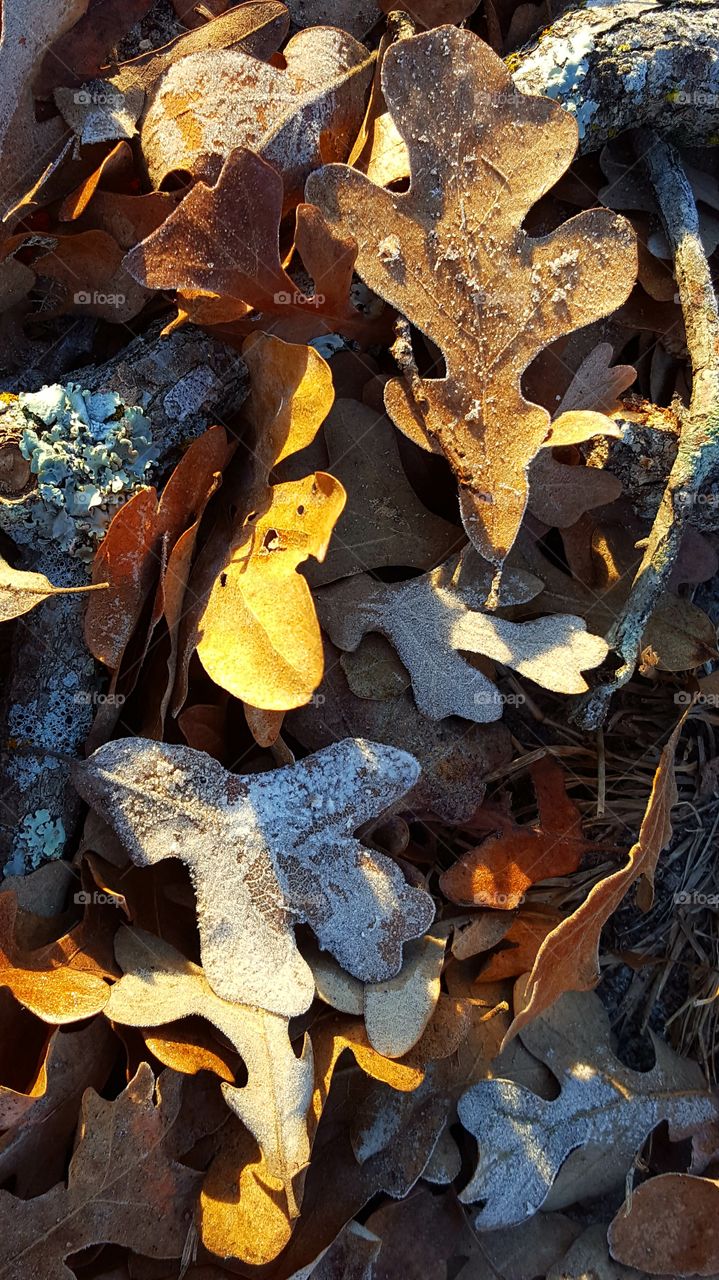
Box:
[5,809,67,874]
[3,382,156,561]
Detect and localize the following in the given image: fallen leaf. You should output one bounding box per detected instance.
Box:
[126,150,383,342]
[307,26,636,562]
[548,1223,655,1280]
[0,892,111,1023]
[0,1065,202,1280]
[0,1017,116,1195]
[456,1212,582,1280]
[139,27,373,195]
[317,564,609,723]
[112,1,290,96]
[32,230,150,321]
[479,907,565,980]
[0,551,107,622]
[642,592,719,671]
[556,342,636,414]
[198,470,345,710]
[440,757,603,909]
[459,985,719,1229]
[106,926,313,1207]
[306,399,461,585]
[0,0,87,221]
[72,737,434,1015]
[200,1011,424,1263]
[528,448,623,528]
[192,334,344,711]
[85,487,159,670]
[608,1173,719,1277]
[288,635,512,821]
[364,928,448,1058]
[505,715,686,1041]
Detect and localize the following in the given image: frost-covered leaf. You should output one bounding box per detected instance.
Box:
[288,635,512,821]
[458,986,719,1230]
[317,565,609,723]
[307,26,636,562]
[106,926,313,1203]
[139,26,373,196]
[0,552,107,623]
[72,737,434,1015]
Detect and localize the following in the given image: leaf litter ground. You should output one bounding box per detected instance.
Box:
[0,2,718,1279]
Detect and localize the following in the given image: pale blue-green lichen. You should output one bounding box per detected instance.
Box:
[5,810,67,875]
[9,382,156,561]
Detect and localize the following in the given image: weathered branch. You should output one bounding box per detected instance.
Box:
[0,323,247,870]
[574,129,719,730]
[512,0,719,152]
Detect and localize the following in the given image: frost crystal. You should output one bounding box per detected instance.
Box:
[15,383,156,560]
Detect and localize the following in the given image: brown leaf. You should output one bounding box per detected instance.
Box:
[0,1018,116,1196]
[504,714,686,1042]
[307,26,636,563]
[0,1065,202,1279]
[33,230,150,321]
[479,907,565,980]
[608,1174,719,1277]
[0,0,88,221]
[126,150,383,342]
[0,892,112,1023]
[139,27,373,195]
[0,551,107,622]
[306,399,461,585]
[642,592,719,671]
[440,757,601,909]
[85,487,159,670]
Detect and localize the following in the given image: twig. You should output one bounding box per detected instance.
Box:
[574,131,719,730]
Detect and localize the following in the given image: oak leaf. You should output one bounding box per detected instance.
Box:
[306,399,462,585]
[458,986,719,1230]
[608,1173,719,1277]
[139,26,373,195]
[106,925,313,1207]
[0,1065,202,1280]
[194,335,345,711]
[317,564,609,723]
[72,737,435,1015]
[306,26,637,563]
[0,892,111,1023]
[440,756,604,909]
[505,714,685,1041]
[0,1018,116,1197]
[363,927,448,1059]
[288,635,512,821]
[126,150,385,343]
